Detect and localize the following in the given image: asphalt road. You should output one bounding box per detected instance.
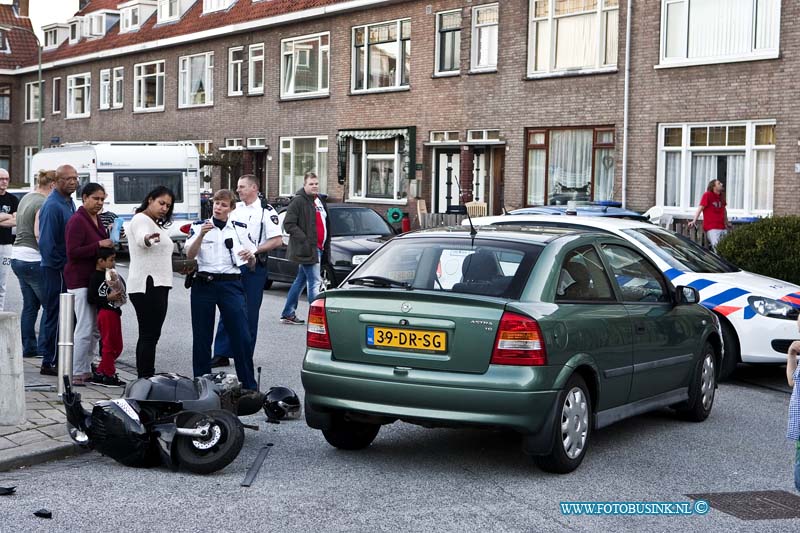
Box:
[0,264,798,532]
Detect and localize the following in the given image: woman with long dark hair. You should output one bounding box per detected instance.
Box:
[64,182,114,385]
[127,186,175,378]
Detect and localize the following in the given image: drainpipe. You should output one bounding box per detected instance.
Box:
[621,0,633,209]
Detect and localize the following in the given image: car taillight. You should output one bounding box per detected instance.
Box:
[307,299,331,350]
[179,223,192,235]
[491,312,546,366]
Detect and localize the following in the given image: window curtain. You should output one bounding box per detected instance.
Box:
[594,148,614,201]
[283,53,294,94]
[0,98,9,121]
[725,154,745,209]
[755,0,779,50]
[190,57,205,103]
[753,150,774,211]
[690,153,745,209]
[665,1,687,58]
[527,149,546,205]
[604,9,619,65]
[548,130,592,202]
[690,154,717,206]
[664,152,681,207]
[688,0,751,58]
[555,13,597,70]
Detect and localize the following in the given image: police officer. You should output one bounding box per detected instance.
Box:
[186,189,258,390]
[211,174,282,368]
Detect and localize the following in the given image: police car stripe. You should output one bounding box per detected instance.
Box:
[664,268,684,281]
[743,306,757,320]
[701,287,749,309]
[688,279,716,292]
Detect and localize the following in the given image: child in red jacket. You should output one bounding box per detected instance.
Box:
[87,248,127,387]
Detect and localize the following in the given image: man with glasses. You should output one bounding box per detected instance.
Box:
[0,168,18,310]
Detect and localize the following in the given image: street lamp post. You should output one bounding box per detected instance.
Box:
[0,24,43,153]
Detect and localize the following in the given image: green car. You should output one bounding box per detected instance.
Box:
[301,226,722,473]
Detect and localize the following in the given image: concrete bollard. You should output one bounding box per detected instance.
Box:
[0,312,26,426]
[57,292,75,398]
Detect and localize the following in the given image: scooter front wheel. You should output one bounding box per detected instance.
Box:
[174,410,244,474]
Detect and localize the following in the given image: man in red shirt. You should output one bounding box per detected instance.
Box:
[688,179,730,251]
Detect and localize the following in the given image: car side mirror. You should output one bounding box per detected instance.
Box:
[676,285,700,305]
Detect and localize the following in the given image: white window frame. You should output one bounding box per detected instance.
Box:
[348,137,405,204]
[351,18,412,93]
[467,129,501,142]
[471,3,499,72]
[203,0,232,14]
[434,9,462,76]
[656,120,777,217]
[112,67,124,108]
[279,136,328,196]
[43,29,59,50]
[24,81,43,123]
[527,0,619,77]
[66,73,91,119]
[429,131,460,143]
[224,138,244,150]
[658,0,781,69]
[24,147,39,187]
[228,46,243,96]
[157,0,180,23]
[179,51,214,108]
[121,7,141,32]
[280,32,330,99]
[88,14,105,37]
[0,30,9,53]
[99,69,111,110]
[248,43,265,95]
[69,21,81,44]
[133,60,165,113]
[52,77,61,114]
[247,137,267,149]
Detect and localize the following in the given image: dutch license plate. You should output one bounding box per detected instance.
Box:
[366,326,447,352]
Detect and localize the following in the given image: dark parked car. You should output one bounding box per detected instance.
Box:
[266,204,396,290]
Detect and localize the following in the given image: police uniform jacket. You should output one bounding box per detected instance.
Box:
[230,198,282,250]
[186,218,255,275]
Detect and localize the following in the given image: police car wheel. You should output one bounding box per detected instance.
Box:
[717,320,740,382]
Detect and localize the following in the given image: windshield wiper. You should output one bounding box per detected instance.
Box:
[347,276,412,290]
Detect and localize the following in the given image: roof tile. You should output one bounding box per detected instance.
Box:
[0,5,38,70]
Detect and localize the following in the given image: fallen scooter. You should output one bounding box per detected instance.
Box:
[62,372,265,474]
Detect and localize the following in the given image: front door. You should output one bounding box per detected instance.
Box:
[434,149,460,213]
[472,149,489,205]
[253,152,267,193]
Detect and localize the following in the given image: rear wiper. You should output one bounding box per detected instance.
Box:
[347,276,412,290]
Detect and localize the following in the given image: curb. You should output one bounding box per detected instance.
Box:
[0,439,89,473]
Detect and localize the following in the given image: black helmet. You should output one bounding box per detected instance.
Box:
[263,387,301,421]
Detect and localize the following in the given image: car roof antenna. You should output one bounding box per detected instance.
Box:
[453,170,477,239]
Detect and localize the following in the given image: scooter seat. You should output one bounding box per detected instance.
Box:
[124,374,220,412]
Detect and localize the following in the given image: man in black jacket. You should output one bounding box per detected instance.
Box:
[280,172,331,324]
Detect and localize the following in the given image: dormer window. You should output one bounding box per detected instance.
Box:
[158,0,179,23]
[203,0,233,13]
[0,31,9,53]
[69,20,81,43]
[121,7,140,32]
[44,29,58,49]
[89,14,105,37]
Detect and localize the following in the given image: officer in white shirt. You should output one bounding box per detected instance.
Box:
[211,175,283,368]
[186,189,258,390]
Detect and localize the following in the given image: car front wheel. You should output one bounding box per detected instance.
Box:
[534,374,592,474]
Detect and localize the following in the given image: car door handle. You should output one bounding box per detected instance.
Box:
[635,325,646,334]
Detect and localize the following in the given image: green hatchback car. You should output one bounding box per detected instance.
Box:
[301,226,722,473]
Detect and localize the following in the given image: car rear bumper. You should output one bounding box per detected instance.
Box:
[301,349,560,435]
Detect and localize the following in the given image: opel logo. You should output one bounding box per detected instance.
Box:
[401,302,412,313]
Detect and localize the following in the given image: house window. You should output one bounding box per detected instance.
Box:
[349,138,406,201]
[225,138,244,150]
[134,61,165,112]
[203,0,231,13]
[179,52,214,108]
[660,0,780,67]
[657,121,776,215]
[24,81,43,122]
[66,73,91,118]
[248,44,264,94]
[352,19,411,92]
[0,30,8,52]
[228,46,243,96]
[44,29,59,49]
[281,33,330,98]
[247,137,267,149]
[0,146,10,171]
[121,7,140,32]
[158,0,179,23]
[99,69,111,109]
[52,78,61,114]
[23,146,38,183]
[467,129,500,142]
[112,67,124,108]
[430,131,460,143]
[69,21,80,43]
[525,127,616,206]
[0,85,10,121]
[471,4,499,71]
[89,14,105,37]
[280,137,328,196]
[435,10,461,74]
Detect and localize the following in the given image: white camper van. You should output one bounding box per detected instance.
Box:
[29,141,201,244]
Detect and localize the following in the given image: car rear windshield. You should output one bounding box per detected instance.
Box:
[330,207,394,237]
[349,237,542,299]
[622,227,739,274]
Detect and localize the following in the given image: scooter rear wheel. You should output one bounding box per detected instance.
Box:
[174,410,244,474]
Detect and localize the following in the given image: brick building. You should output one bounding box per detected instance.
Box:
[0,0,794,220]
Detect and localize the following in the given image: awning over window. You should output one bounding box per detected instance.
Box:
[337,128,409,141]
[336,127,417,184]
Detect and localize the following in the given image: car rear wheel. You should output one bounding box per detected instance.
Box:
[534,374,591,474]
[674,343,716,422]
[718,320,739,382]
[322,413,380,450]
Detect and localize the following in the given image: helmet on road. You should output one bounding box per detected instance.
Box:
[263,386,302,421]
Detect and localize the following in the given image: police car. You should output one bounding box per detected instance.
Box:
[468,214,800,380]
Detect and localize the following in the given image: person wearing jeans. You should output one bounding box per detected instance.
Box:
[0,168,19,311]
[38,165,78,375]
[10,170,55,357]
[280,172,330,325]
[127,186,175,378]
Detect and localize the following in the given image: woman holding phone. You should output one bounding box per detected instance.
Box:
[127,186,175,378]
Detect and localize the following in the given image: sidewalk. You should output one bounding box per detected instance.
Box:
[0,358,138,472]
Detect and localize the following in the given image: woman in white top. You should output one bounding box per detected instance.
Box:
[127,186,175,378]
